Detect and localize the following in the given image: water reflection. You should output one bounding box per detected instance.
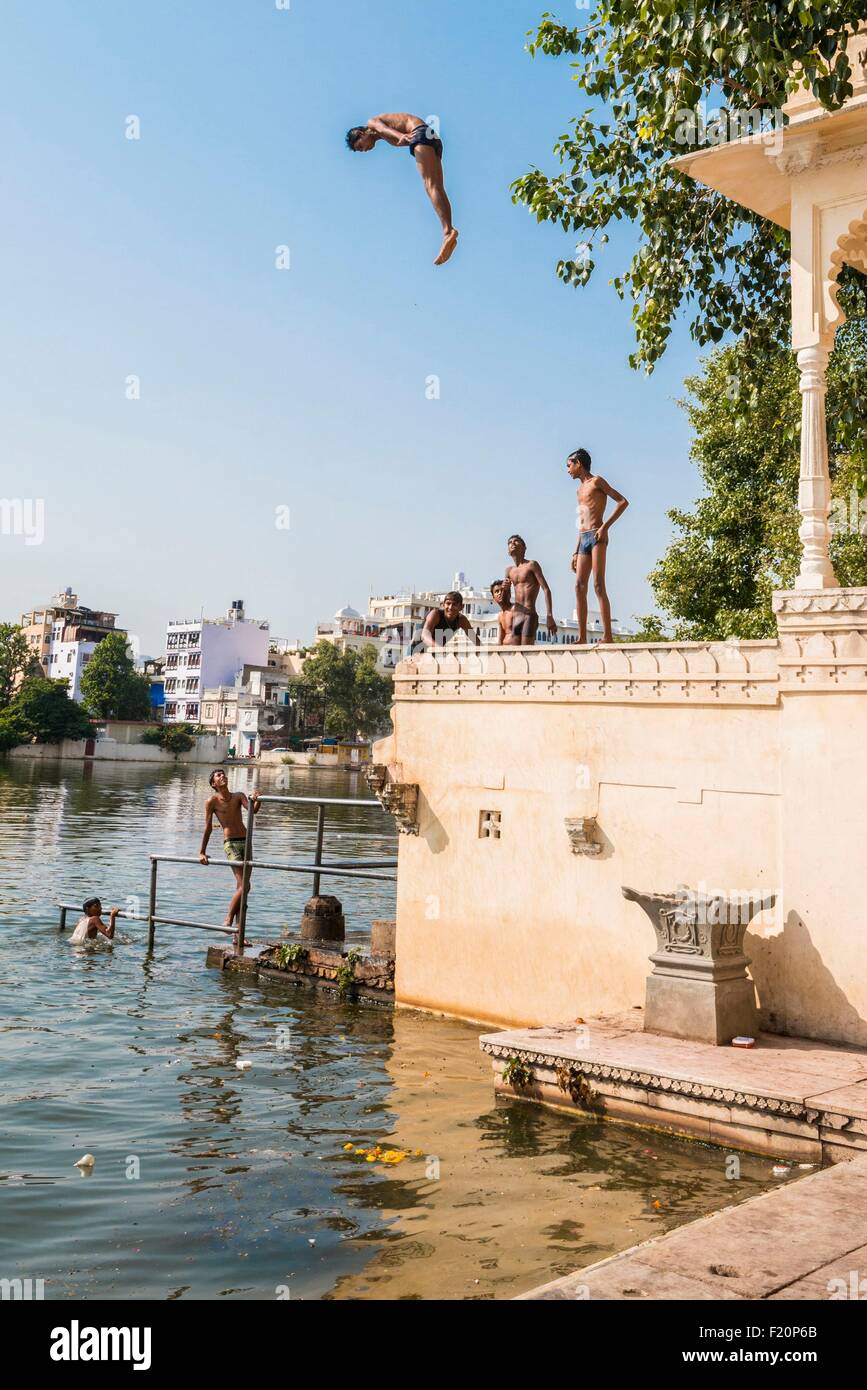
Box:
[1,762,787,1300]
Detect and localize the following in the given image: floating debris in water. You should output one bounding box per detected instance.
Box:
[343,1142,416,1167]
[236,1060,253,1071]
[772,1164,790,1177]
[74,1154,95,1170]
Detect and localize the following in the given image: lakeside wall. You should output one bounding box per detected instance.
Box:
[375,589,867,1046]
[6,729,229,765]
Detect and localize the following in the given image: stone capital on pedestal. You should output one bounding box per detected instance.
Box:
[622,885,774,1045]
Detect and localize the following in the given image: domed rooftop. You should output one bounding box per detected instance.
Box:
[334,604,361,621]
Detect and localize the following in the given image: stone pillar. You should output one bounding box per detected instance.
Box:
[795,341,836,591]
[300,895,345,945]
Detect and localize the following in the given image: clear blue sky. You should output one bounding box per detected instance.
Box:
[1,0,705,653]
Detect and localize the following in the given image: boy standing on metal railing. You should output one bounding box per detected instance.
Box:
[199,770,261,938]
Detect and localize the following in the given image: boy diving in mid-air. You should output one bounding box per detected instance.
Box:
[346,112,459,266]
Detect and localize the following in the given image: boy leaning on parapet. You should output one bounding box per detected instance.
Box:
[70,898,119,944]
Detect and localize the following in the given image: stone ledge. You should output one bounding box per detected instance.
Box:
[482,1013,867,1161]
[206,942,395,1004]
[393,641,781,706]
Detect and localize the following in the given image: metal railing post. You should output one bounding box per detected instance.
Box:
[147,857,158,951]
[236,795,255,957]
[59,907,68,932]
[312,802,326,898]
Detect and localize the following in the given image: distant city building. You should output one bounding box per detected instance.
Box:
[163,599,269,724]
[19,587,121,700]
[139,656,166,718]
[201,663,295,757]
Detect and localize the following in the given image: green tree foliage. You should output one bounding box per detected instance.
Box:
[80,632,152,720]
[0,623,33,708]
[514,4,867,369]
[0,677,93,750]
[300,642,393,740]
[140,722,196,754]
[637,320,867,639]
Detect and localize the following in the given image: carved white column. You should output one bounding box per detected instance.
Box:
[795,341,836,590]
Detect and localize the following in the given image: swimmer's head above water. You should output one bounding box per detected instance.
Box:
[209,769,228,790]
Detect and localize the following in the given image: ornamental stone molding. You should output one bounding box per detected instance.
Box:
[773,587,867,691]
[393,641,780,706]
[479,1038,853,1131]
[565,816,602,857]
[365,763,419,835]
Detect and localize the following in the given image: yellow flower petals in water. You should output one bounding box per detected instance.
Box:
[342,1143,354,1151]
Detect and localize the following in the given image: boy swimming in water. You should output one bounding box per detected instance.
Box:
[70,898,119,944]
[345,112,459,266]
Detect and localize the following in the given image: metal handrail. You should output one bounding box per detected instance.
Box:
[152,855,395,883]
[57,790,395,955]
[57,902,234,937]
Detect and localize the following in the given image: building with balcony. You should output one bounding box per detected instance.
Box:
[19,587,121,699]
[163,599,269,724]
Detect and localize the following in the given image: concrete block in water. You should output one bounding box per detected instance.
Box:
[300,894,345,944]
[371,918,396,958]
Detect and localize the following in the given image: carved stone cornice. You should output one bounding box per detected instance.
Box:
[774,587,867,690]
[365,763,419,835]
[565,816,602,857]
[480,1039,853,1129]
[393,641,780,707]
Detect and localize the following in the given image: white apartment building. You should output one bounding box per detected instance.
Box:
[22,593,121,701]
[163,599,269,724]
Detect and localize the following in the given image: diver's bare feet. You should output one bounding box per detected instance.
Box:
[434,228,459,265]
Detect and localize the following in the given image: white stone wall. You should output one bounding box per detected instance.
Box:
[379,591,867,1045]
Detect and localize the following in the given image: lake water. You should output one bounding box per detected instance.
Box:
[0,758,789,1300]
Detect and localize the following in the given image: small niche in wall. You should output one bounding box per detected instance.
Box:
[478,810,502,840]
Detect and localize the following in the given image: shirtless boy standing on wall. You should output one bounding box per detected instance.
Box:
[199,770,261,935]
[503,536,558,645]
[345,112,459,266]
[567,448,629,645]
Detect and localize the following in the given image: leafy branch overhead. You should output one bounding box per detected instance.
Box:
[513,3,867,370]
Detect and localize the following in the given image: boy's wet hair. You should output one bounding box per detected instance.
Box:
[82,897,100,916]
[568,447,592,473]
[443,591,463,606]
[208,769,223,788]
[346,126,367,150]
[490,579,504,595]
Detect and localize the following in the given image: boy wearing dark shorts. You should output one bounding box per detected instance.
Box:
[345,112,459,266]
